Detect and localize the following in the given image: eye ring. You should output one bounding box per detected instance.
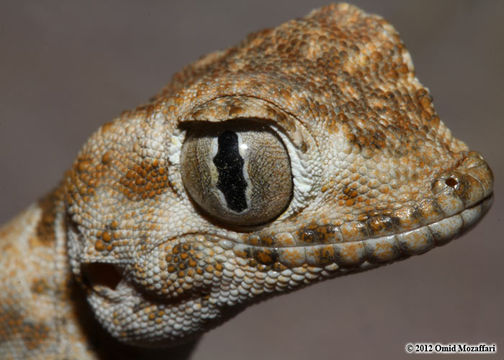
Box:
[180,120,293,227]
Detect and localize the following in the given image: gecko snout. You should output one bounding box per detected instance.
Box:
[431,151,493,214]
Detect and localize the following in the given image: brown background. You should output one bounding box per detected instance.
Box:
[1,1,502,359]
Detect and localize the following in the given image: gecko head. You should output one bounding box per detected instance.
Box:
[64,3,493,348]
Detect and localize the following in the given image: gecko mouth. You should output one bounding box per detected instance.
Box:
[230,193,493,272]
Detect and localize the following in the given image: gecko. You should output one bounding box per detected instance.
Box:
[0,3,494,359]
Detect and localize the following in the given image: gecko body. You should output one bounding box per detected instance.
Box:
[0,4,493,359]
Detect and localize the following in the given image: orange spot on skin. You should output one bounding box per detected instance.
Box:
[102,232,112,242]
[101,151,113,164]
[118,159,172,201]
[77,160,91,173]
[95,240,106,251]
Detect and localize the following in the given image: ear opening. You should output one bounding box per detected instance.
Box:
[81,263,123,291]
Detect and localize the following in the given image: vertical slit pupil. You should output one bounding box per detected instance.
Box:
[213,131,248,213]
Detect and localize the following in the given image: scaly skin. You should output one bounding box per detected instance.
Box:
[0,3,493,359]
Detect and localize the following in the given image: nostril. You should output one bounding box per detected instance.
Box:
[445,177,459,188]
[81,263,123,290]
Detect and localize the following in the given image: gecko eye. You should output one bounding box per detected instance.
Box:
[180,121,293,227]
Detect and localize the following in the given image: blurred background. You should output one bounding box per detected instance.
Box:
[0,1,502,359]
